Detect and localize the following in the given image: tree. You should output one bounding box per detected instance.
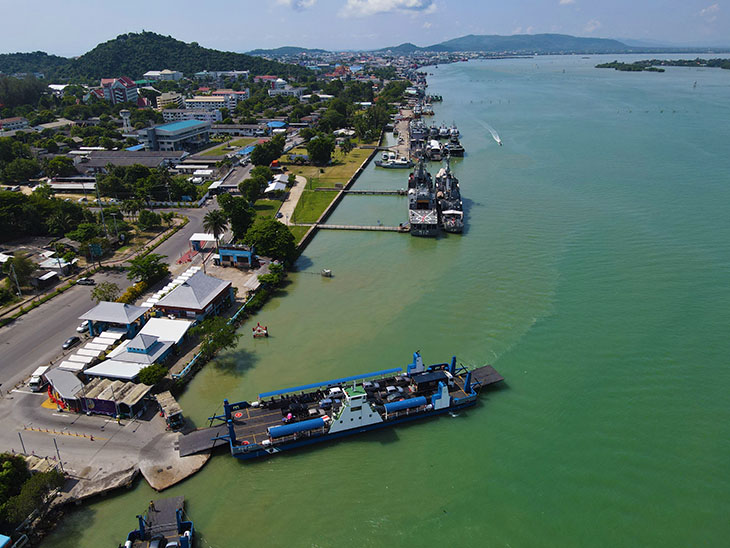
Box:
[190,316,241,360]
[3,253,36,287]
[45,156,77,178]
[138,363,168,385]
[203,209,228,247]
[90,282,120,303]
[250,134,285,166]
[161,211,175,227]
[217,194,254,240]
[137,209,161,230]
[243,219,296,265]
[340,138,354,156]
[238,176,265,204]
[250,165,273,181]
[306,134,336,167]
[2,157,40,183]
[127,253,168,284]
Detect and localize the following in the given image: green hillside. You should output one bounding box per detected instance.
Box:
[0,32,311,83]
[248,46,328,56]
[427,33,634,53]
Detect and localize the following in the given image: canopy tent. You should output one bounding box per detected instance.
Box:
[77,348,103,357]
[84,342,110,352]
[84,360,146,381]
[67,354,95,364]
[58,360,85,373]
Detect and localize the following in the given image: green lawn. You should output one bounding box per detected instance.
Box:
[253,199,281,221]
[200,137,258,157]
[289,225,310,245]
[291,191,338,223]
[281,147,373,190]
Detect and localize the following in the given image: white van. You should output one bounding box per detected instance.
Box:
[28,366,50,392]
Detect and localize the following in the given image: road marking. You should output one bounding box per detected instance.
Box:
[10,389,46,396]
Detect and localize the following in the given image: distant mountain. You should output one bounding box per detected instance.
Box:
[247,46,329,56]
[0,32,311,83]
[377,33,639,54]
[375,43,422,54]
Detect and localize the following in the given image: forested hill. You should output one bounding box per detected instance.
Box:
[0,32,311,83]
[248,46,329,56]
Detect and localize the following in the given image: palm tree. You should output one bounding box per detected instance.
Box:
[203,210,228,248]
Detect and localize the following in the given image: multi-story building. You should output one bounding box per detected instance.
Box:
[101,77,138,105]
[138,120,211,152]
[194,70,249,80]
[268,86,305,98]
[184,96,226,111]
[210,89,250,111]
[156,92,184,110]
[0,117,29,132]
[143,69,184,81]
[162,109,222,123]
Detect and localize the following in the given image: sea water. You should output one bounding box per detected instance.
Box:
[43,55,730,547]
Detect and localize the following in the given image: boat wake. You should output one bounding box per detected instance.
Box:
[479,120,502,146]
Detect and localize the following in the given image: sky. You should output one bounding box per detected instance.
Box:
[1,0,728,56]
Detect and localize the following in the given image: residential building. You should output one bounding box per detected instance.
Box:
[254,75,278,84]
[154,271,234,321]
[162,109,222,123]
[144,69,183,81]
[218,245,257,268]
[184,96,227,111]
[138,120,211,152]
[101,77,138,105]
[0,117,29,132]
[156,92,184,110]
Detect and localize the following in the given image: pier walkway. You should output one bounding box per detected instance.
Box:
[343,189,406,195]
[291,223,409,233]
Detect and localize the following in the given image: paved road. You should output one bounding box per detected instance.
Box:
[0,204,216,394]
[0,270,131,393]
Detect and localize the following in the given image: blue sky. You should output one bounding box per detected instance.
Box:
[1,0,728,56]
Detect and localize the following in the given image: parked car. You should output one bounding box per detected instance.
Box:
[77,197,87,203]
[76,277,95,285]
[62,336,81,350]
[76,320,89,333]
[275,212,283,219]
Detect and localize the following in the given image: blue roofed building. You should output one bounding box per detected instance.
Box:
[138,119,211,152]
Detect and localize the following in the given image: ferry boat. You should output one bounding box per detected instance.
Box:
[435,158,464,233]
[444,135,465,157]
[186,352,503,461]
[123,496,193,548]
[408,160,439,236]
[375,151,414,169]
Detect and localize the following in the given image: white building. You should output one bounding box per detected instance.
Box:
[268,86,305,98]
[138,120,211,152]
[184,96,227,111]
[162,109,222,123]
[144,69,184,81]
[194,70,249,80]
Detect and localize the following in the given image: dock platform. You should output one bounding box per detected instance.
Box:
[291,223,409,233]
[177,423,228,457]
[135,496,185,547]
[344,189,406,195]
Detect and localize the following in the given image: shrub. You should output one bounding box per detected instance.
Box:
[116,281,148,304]
[138,363,168,386]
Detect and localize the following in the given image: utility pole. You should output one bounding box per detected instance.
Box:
[53,438,64,472]
[94,175,109,237]
[18,432,26,454]
[9,263,22,297]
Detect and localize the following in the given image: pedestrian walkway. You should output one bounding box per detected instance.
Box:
[278,175,307,225]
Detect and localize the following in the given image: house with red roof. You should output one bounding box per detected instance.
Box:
[101,76,138,105]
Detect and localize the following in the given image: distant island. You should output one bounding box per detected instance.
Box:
[597,58,730,72]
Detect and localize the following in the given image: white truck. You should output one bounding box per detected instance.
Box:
[28,366,50,392]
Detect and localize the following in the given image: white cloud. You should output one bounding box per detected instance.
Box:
[559,0,575,4]
[584,19,602,33]
[276,0,316,9]
[423,21,432,29]
[699,3,720,22]
[526,25,535,34]
[340,0,436,18]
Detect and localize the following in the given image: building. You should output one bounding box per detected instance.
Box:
[155,271,233,321]
[218,245,257,268]
[268,86,305,98]
[184,96,227,111]
[79,301,149,338]
[0,117,29,132]
[195,70,249,80]
[162,109,222,124]
[74,150,187,174]
[101,77,138,105]
[144,69,183,81]
[211,89,250,110]
[138,120,211,152]
[208,124,268,137]
[156,92,184,110]
[254,75,279,84]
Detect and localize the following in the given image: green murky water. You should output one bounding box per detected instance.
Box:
[44,55,730,547]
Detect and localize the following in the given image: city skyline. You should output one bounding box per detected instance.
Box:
[1,0,728,57]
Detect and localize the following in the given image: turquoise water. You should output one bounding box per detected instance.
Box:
[44,56,730,547]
